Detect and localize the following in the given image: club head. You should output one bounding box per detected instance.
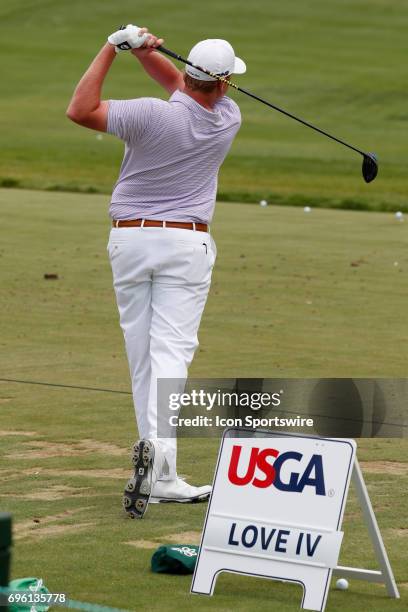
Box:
[362,152,378,183]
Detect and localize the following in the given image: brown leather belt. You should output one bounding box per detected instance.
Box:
[112,219,209,232]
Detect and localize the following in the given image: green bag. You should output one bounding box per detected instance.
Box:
[151,545,199,574]
[8,578,50,612]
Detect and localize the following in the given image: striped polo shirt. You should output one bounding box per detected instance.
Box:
[107,89,241,223]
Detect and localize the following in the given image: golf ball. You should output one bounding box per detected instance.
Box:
[96,134,103,141]
[259,200,268,207]
[395,211,403,220]
[336,578,349,591]
[304,206,311,213]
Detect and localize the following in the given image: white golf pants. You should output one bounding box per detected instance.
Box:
[107,226,216,479]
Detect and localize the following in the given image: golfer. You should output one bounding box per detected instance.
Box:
[66,24,246,518]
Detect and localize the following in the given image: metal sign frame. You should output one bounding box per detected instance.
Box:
[191,429,400,610]
[333,458,399,598]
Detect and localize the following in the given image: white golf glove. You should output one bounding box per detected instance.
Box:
[108,24,149,51]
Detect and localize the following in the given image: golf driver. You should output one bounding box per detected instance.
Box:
[157,45,378,183]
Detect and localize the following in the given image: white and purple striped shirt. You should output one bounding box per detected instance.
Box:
[107,90,241,223]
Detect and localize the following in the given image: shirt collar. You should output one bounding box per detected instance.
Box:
[169,89,221,120]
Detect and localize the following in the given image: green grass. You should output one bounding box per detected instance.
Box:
[1,3,408,605]
[1,1,408,210]
[1,188,408,378]
[0,188,407,610]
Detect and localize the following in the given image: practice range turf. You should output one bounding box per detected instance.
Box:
[0,189,407,610]
[1,0,408,608]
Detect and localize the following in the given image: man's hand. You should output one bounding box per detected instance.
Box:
[108,24,151,51]
[131,28,164,58]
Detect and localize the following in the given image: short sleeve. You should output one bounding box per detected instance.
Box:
[107,98,156,143]
[215,95,241,127]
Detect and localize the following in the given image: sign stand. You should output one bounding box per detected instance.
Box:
[333,458,400,598]
[192,429,400,611]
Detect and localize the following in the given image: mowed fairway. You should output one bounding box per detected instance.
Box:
[0,188,407,610]
[1,0,407,608]
[1,188,407,380]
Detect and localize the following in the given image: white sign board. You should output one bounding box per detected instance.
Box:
[192,429,356,611]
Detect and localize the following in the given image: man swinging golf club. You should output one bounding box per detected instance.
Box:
[66,24,246,518]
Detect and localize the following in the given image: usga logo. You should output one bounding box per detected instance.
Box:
[228,445,326,495]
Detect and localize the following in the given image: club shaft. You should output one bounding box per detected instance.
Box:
[158,45,366,158]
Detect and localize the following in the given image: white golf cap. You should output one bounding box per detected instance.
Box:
[186,39,246,82]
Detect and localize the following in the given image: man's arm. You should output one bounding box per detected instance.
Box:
[66,26,183,132]
[131,45,184,95]
[66,43,115,131]
[66,25,151,131]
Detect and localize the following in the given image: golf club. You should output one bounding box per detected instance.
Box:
[157,45,378,183]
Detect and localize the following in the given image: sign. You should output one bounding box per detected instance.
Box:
[191,429,356,611]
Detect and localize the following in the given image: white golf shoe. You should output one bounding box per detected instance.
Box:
[123,439,165,519]
[150,476,212,504]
